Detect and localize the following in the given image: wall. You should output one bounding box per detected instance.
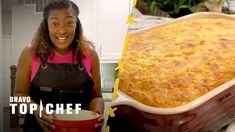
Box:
[12,5,42,65]
[1,0,15,107]
[2,35,12,106]
[2,0,18,35]
[1,5,42,106]
[2,12,11,35]
[0,0,4,130]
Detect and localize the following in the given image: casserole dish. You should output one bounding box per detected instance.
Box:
[108,12,235,132]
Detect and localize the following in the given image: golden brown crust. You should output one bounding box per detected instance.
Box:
[119,18,235,108]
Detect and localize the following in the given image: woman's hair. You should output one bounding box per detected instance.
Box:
[32,0,90,63]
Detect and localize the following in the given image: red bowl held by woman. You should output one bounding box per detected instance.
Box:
[50,109,99,132]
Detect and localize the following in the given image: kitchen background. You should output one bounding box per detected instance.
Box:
[0,0,133,131]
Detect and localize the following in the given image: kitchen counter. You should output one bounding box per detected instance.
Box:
[128,14,172,32]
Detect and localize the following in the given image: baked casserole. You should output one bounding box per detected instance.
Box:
[119,18,235,108]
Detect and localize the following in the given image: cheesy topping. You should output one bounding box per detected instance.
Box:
[119,18,235,108]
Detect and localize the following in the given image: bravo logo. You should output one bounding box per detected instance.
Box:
[9,96,81,117]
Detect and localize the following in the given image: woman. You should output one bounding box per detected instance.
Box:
[14,0,104,131]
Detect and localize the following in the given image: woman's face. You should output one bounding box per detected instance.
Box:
[47,7,76,54]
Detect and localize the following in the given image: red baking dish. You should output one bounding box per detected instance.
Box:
[51,110,99,132]
[109,12,235,132]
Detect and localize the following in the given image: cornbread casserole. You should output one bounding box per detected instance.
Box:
[119,18,235,108]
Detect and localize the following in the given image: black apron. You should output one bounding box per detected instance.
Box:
[23,62,94,132]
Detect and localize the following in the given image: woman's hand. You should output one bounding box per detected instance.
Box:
[34,107,55,132]
[93,112,104,132]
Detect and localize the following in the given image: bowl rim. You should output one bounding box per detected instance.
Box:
[51,109,99,122]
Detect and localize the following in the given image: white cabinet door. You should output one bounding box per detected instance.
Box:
[72,0,130,62]
[71,0,98,48]
[97,0,130,62]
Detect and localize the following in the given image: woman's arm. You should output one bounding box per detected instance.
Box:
[14,45,33,97]
[88,48,104,115]
[14,45,55,131]
[88,47,104,131]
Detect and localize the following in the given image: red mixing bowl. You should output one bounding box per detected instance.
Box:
[50,110,99,132]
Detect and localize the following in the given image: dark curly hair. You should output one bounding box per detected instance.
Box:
[32,0,90,64]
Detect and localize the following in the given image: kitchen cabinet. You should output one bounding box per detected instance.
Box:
[71,0,96,43]
[72,0,130,63]
[97,0,130,62]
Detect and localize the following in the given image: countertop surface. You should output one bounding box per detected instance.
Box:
[128,15,172,32]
